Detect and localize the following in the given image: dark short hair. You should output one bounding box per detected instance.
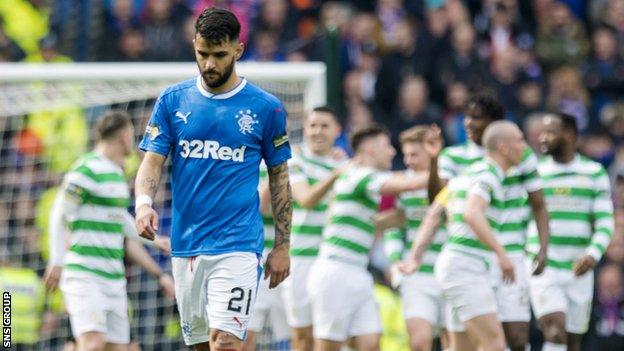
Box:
[466,93,504,121]
[350,123,390,152]
[195,7,241,44]
[553,112,578,135]
[95,110,132,141]
[309,105,340,123]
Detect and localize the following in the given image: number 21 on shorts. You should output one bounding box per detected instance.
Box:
[228,287,253,315]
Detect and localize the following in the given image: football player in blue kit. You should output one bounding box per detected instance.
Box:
[134,8,293,351]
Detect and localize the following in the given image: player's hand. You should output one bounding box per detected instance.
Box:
[44,265,63,292]
[573,254,596,276]
[330,146,347,161]
[136,204,159,241]
[497,252,516,284]
[532,249,547,276]
[265,245,290,289]
[153,235,171,255]
[424,124,443,157]
[397,258,421,275]
[158,274,176,299]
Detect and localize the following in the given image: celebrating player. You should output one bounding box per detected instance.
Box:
[427,94,549,351]
[527,113,614,351]
[43,110,173,351]
[134,8,293,351]
[382,125,447,351]
[284,106,347,351]
[308,124,428,351]
[422,121,528,351]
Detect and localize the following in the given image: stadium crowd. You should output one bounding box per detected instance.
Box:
[2,0,624,350]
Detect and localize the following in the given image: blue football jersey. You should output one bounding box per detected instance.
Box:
[139,76,291,257]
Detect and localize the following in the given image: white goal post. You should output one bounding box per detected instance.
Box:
[0,62,326,119]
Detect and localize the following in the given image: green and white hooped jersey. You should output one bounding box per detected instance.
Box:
[288,146,347,259]
[383,172,447,274]
[319,166,391,267]
[259,167,275,258]
[444,159,505,259]
[526,155,614,269]
[439,141,542,252]
[62,152,130,280]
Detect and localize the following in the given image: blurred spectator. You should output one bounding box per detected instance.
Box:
[24,34,72,62]
[142,0,188,61]
[0,17,25,62]
[335,102,375,156]
[0,0,49,56]
[579,131,615,168]
[595,0,624,53]
[443,0,471,28]
[376,0,406,48]
[375,18,434,114]
[488,48,522,113]
[424,3,450,50]
[585,263,624,351]
[601,100,624,144]
[253,0,298,49]
[100,0,144,60]
[474,0,533,58]
[515,39,544,82]
[535,1,589,72]
[441,81,469,145]
[433,22,489,102]
[245,29,286,61]
[389,75,441,168]
[511,80,545,123]
[114,27,148,61]
[178,14,198,60]
[0,248,46,349]
[26,106,88,173]
[340,12,383,74]
[583,26,624,120]
[343,68,376,110]
[547,66,590,131]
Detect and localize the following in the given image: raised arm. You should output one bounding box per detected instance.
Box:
[424,124,445,203]
[379,172,429,196]
[134,151,166,240]
[264,162,293,288]
[292,167,343,209]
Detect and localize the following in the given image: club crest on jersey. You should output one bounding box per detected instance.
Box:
[236,109,259,135]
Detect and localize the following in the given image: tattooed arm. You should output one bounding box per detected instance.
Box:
[265,161,293,288]
[134,151,166,240]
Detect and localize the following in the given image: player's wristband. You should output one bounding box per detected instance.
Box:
[135,195,153,209]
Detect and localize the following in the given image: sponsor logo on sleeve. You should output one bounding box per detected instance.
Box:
[145,124,161,141]
[273,134,289,148]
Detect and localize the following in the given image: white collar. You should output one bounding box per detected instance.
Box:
[196,76,247,99]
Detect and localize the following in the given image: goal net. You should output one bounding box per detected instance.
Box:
[0,62,326,350]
